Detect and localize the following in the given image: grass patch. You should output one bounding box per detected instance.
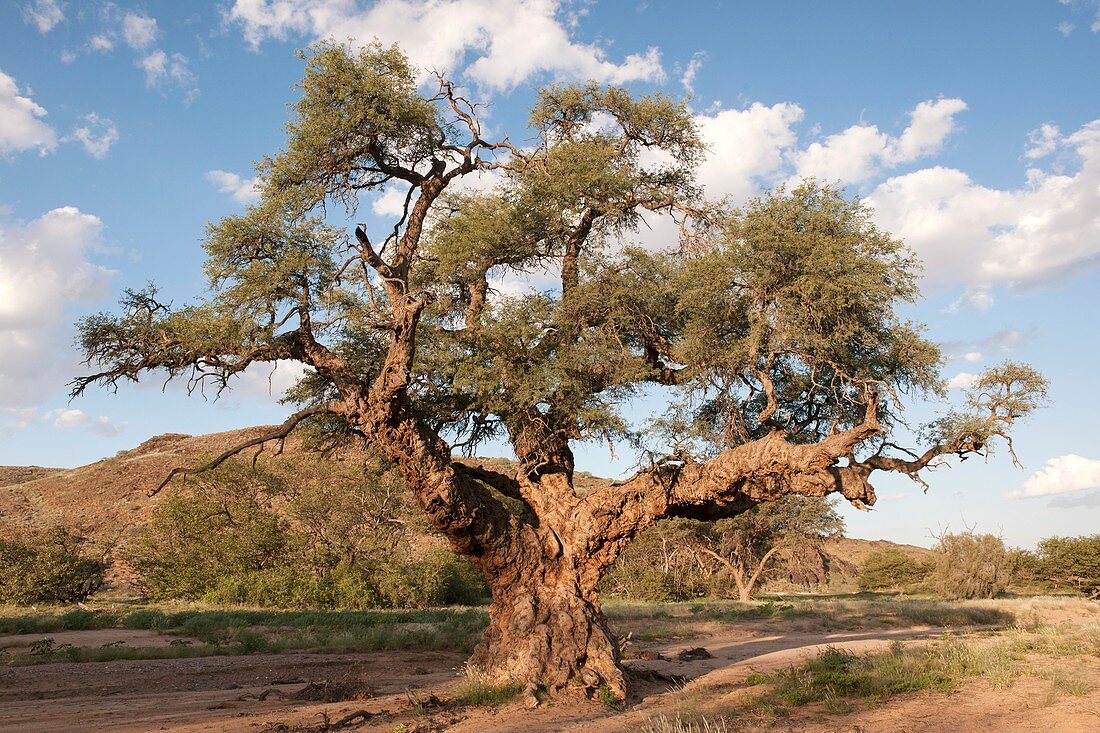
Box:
[449,667,524,708]
[745,637,1021,713]
[0,605,489,665]
[642,713,729,733]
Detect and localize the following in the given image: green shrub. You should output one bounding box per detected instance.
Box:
[858,548,932,591]
[375,550,488,608]
[127,469,294,600]
[0,526,107,604]
[929,532,1011,599]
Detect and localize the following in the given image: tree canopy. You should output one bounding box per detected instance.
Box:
[73,42,1047,700]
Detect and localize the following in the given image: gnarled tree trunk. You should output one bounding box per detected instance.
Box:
[469,537,625,698]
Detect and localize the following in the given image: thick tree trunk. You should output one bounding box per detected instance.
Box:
[467,536,626,701]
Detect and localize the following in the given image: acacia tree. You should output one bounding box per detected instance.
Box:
[73,43,1047,700]
[696,496,844,601]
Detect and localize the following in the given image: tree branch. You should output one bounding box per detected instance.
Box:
[149,403,343,496]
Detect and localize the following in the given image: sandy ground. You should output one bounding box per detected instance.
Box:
[1,619,1097,732]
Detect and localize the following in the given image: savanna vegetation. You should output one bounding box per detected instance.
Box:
[0,525,107,604]
[67,40,1051,700]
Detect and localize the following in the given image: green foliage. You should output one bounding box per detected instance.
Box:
[1031,535,1100,596]
[930,532,1012,600]
[450,667,524,708]
[595,682,626,709]
[127,464,294,600]
[126,460,486,609]
[858,548,933,592]
[0,526,107,604]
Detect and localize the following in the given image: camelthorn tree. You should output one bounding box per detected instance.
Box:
[75,43,1046,700]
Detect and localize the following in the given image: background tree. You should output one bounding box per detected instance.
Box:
[695,496,844,601]
[857,548,933,592]
[73,42,1046,700]
[1032,535,1100,598]
[929,532,1012,600]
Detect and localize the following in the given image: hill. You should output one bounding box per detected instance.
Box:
[0,427,933,588]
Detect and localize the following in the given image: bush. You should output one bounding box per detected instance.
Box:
[858,548,932,592]
[0,526,107,604]
[602,566,678,602]
[929,532,1011,600]
[375,550,488,608]
[126,467,294,600]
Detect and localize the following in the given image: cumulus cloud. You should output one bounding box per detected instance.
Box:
[1010,454,1100,498]
[230,360,312,401]
[695,102,804,202]
[42,408,126,437]
[22,0,63,33]
[788,98,967,187]
[946,372,979,390]
[0,207,113,414]
[0,69,57,156]
[867,119,1100,289]
[206,170,262,205]
[67,113,119,159]
[227,0,665,91]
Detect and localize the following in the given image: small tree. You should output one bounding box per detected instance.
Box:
[695,496,844,601]
[929,532,1012,600]
[858,548,932,592]
[73,43,1047,698]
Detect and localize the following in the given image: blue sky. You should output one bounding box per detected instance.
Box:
[1,0,1098,548]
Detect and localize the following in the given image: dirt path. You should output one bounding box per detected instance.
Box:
[2,623,1097,732]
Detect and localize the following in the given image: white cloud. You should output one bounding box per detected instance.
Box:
[372,186,409,217]
[227,0,665,91]
[231,360,312,401]
[23,0,63,33]
[944,285,994,313]
[695,102,804,202]
[962,351,982,362]
[868,119,1100,289]
[45,408,90,429]
[122,12,158,50]
[42,408,126,436]
[788,98,967,187]
[0,207,113,413]
[0,69,57,156]
[680,52,705,95]
[1010,454,1100,498]
[90,35,115,53]
[1,407,35,432]
[206,170,262,205]
[946,372,978,390]
[1025,123,1061,159]
[67,113,119,159]
[139,50,198,98]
